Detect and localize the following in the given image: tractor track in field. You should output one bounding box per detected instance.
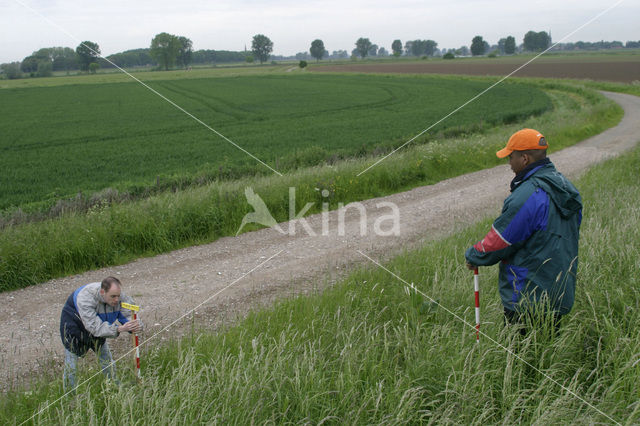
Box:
[1,91,639,392]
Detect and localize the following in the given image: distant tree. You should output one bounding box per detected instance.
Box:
[191,50,214,64]
[18,50,50,76]
[76,41,101,71]
[355,37,372,58]
[408,39,437,57]
[176,36,193,68]
[22,47,77,73]
[107,48,156,68]
[368,44,378,56]
[470,36,486,56]
[504,36,516,54]
[458,45,470,56]
[150,33,180,70]
[523,31,537,51]
[410,40,425,56]
[88,62,100,74]
[36,60,52,77]
[482,41,490,55]
[626,40,640,48]
[391,40,403,57]
[523,31,551,51]
[443,52,455,60]
[1,62,22,79]
[295,52,310,60]
[252,34,273,64]
[424,40,438,56]
[20,49,54,77]
[32,48,54,64]
[245,55,254,63]
[331,50,348,59]
[20,55,39,73]
[497,38,507,54]
[299,60,307,69]
[378,47,389,57]
[185,49,246,65]
[309,39,326,61]
[51,47,77,71]
[403,40,413,56]
[329,50,349,59]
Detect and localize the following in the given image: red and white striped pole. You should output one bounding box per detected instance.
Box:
[132,311,141,379]
[121,302,141,380]
[474,267,480,343]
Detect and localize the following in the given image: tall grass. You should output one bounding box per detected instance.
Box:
[2,116,638,425]
[0,83,623,291]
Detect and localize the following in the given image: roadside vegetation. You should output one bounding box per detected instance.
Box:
[0,79,623,291]
[3,126,638,425]
[584,80,640,97]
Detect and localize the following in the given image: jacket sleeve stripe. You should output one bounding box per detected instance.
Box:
[473,225,511,253]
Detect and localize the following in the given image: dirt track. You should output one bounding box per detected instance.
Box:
[313,61,640,83]
[1,91,639,391]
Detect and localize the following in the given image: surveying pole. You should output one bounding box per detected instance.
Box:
[121,302,141,380]
[474,268,480,343]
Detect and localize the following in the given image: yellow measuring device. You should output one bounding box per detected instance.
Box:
[121,302,139,311]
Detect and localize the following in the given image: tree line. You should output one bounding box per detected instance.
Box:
[3,41,102,79]
[308,32,637,61]
[3,30,640,79]
[0,33,273,79]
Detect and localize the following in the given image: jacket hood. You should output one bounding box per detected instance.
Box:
[530,162,582,218]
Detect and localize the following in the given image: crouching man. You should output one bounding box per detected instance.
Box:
[59,276,141,391]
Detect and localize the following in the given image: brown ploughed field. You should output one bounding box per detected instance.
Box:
[313,60,640,83]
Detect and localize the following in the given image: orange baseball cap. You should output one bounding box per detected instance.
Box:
[496,128,548,158]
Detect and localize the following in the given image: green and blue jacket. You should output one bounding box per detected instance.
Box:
[465,159,582,315]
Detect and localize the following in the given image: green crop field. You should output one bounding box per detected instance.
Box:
[0,73,551,211]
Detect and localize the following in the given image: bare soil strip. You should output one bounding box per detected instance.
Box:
[313,61,640,83]
[0,92,638,391]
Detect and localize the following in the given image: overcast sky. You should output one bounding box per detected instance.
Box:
[0,0,638,63]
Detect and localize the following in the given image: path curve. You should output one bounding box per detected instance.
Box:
[1,91,638,391]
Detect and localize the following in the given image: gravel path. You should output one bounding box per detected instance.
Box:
[1,91,638,391]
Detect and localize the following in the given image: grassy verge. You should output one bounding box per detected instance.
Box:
[3,120,638,425]
[0,82,623,292]
[584,80,640,97]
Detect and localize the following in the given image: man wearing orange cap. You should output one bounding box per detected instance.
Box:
[465,129,582,332]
